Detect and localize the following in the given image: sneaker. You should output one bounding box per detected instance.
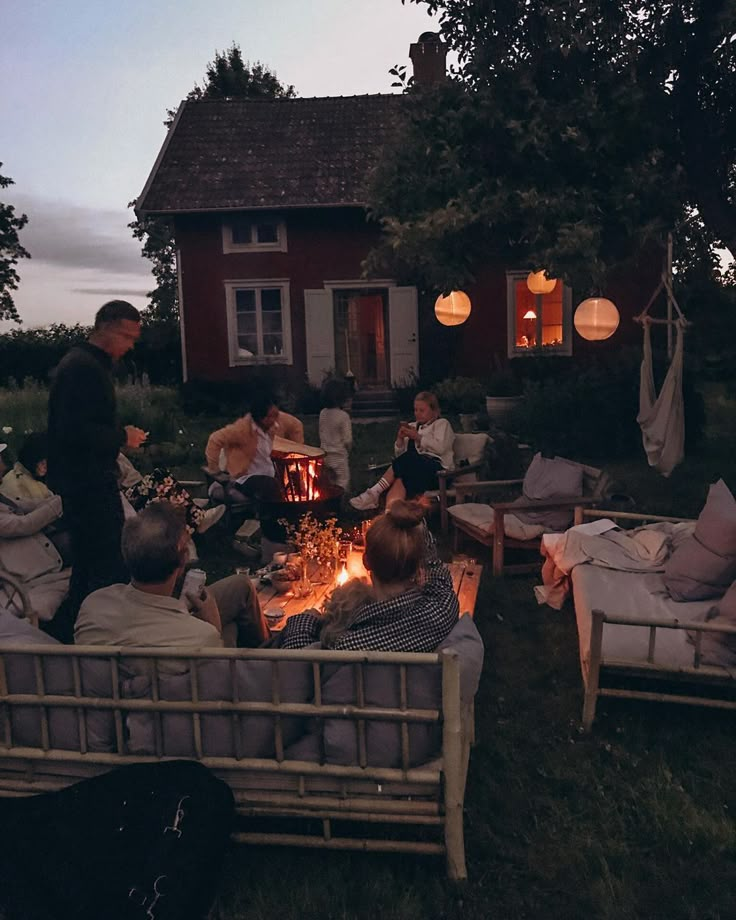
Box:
[197,504,226,534]
[349,490,380,511]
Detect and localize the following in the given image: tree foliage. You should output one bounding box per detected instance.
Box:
[0,165,30,324]
[129,44,295,327]
[366,0,736,294]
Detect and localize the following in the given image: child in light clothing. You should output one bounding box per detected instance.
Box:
[319,379,353,491]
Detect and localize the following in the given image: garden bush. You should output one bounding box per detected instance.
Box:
[433,376,485,414]
[517,348,704,460]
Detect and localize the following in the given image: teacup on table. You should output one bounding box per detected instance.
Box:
[265,608,285,630]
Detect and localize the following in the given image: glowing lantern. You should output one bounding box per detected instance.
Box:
[434,291,471,326]
[574,297,620,341]
[527,271,557,295]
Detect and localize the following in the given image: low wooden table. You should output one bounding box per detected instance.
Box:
[255,554,483,627]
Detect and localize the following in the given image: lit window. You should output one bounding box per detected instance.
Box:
[222,218,287,253]
[506,271,572,357]
[225,280,292,365]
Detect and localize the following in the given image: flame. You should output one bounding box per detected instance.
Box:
[277,454,323,502]
[336,565,349,586]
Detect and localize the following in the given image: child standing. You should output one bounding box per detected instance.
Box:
[319,379,353,491]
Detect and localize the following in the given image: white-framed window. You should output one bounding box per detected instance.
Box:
[222,217,287,253]
[225,280,293,366]
[506,271,573,358]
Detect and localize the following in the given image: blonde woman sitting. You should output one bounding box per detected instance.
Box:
[350,391,454,511]
[281,500,459,652]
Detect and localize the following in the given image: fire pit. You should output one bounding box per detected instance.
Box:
[260,447,343,532]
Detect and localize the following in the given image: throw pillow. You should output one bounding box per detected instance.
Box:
[664,479,736,601]
[0,611,114,752]
[321,614,484,768]
[512,453,585,531]
[124,656,313,758]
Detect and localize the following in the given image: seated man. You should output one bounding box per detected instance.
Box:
[205,392,304,506]
[205,393,304,543]
[75,502,268,653]
[0,489,71,622]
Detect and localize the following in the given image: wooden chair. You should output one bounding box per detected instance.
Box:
[431,433,493,534]
[200,466,255,529]
[361,433,493,534]
[450,459,610,577]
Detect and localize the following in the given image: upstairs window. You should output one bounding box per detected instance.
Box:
[506,271,573,357]
[223,218,287,252]
[225,280,292,366]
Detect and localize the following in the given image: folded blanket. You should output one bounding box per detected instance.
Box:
[537,520,695,609]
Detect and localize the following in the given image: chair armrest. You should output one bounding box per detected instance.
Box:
[437,460,486,481]
[454,478,524,499]
[201,465,230,485]
[580,508,695,525]
[488,494,597,513]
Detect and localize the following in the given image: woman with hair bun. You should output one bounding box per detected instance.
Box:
[281,500,459,651]
[350,391,454,511]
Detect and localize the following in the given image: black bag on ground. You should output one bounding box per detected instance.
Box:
[0,760,235,920]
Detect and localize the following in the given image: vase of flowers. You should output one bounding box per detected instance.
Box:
[280,512,342,587]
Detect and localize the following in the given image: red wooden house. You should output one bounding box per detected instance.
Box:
[135,34,652,391]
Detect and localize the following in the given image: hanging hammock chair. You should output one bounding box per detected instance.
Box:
[637,317,686,477]
[634,250,690,478]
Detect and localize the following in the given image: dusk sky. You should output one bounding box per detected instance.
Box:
[1,0,441,331]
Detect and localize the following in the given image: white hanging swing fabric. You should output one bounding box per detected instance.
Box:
[637,317,685,478]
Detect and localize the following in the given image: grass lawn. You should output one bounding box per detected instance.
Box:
[4,382,736,918]
[192,389,736,920]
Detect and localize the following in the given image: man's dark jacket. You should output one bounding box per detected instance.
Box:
[47,343,126,494]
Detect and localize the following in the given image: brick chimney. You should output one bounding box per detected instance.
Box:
[409,31,448,86]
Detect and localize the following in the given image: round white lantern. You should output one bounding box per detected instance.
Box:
[527,271,557,295]
[434,290,471,326]
[574,297,620,341]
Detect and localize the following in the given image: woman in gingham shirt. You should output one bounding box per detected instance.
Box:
[280,501,459,652]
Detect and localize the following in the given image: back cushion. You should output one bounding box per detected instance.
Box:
[512,453,584,531]
[664,480,736,601]
[123,657,313,758]
[321,615,484,768]
[521,453,584,501]
[0,612,114,752]
[452,434,488,484]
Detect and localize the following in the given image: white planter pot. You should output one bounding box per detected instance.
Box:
[485,395,524,429]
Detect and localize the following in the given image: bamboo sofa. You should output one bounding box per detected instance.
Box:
[570,509,736,730]
[0,593,482,880]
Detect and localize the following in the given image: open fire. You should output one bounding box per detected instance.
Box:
[273,453,326,502]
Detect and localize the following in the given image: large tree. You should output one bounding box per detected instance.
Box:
[129,44,295,327]
[366,0,736,295]
[0,165,30,324]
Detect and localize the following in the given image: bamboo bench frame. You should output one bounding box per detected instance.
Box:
[0,643,474,880]
[571,509,736,730]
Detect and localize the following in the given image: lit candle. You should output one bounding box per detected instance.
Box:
[336,565,349,586]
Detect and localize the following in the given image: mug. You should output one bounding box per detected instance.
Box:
[265,608,285,629]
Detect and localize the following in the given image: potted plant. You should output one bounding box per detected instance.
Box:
[433,377,484,432]
[485,368,524,429]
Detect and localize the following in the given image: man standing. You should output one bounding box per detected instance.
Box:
[47,300,147,618]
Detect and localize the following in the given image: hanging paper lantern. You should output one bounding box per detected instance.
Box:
[527,271,557,295]
[574,297,620,341]
[434,290,471,326]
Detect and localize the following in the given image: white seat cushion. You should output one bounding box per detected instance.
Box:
[448,503,546,541]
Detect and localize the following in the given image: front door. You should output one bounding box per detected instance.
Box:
[333,289,389,386]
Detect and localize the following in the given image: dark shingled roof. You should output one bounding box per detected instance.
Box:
[137,95,405,215]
